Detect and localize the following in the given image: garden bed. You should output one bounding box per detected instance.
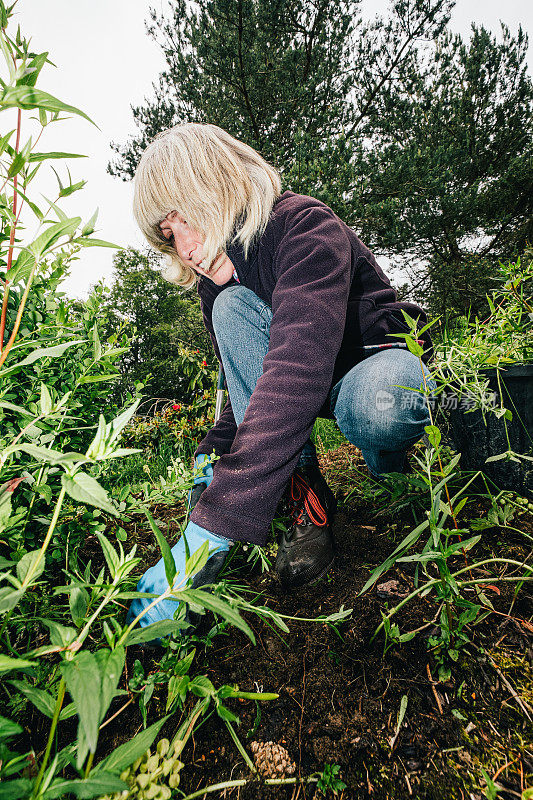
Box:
[90,447,533,800]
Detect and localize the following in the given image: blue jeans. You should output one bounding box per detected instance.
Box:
[211,285,435,478]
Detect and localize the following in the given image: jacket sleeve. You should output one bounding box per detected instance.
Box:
[194,288,238,459]
[191,205,353,545]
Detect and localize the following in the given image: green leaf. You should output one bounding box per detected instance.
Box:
[41,619,77,648]
[0,485,13,534]
[95,532,119,579]
[0,779,33,800]
[30,218,80,260]
[94,716,169,774]
[94,647,125,726]
[189,674,215,698]
[445,536,481,556]
[443,452,462,475]
[12,187,43,221]
[58,702,78,721]
[61,472,117,515]
[7,139,30,178]
[178,589,255,643]
[424,424,441,449]
[59,179,86,198]
[40,382,52,414]
[0,128,15,156]
[0,715,23,740]
[359,519,429,594]
[61,651,101,754]
[86,414,106,460]
[43,773,127,799]
[396,694,408,732]
[0,655,36,674]
[215,701,239,723]
[469,518,494,531]
[102,447,141,459]
[16,549,44,584]
[107,400,140,445]
[42,194,68,221]
[186,539,210,578]
[124,620,188,646]
[74,237,122,248]
[144,508,176,585]
[29,151,86,162]
[0,587,23,614]
[92,323,101,361]
[69,586,88,625]
[19,51,48,88]
[0,85,96,125]
[0,399,34,417]
[6,249,35,284]
[9,679,57,718]
[451,708,467,721]
[452,497,468,516]
[174,648,196,676]
[405,336,424,357]
[85,400,140,461]
[0,339,86,377]
[167,674,190,711]
[11,443,86,466]
[485,452,509,463]
[81,207,98,236]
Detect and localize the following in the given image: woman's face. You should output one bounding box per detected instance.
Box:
[159,211,234,285]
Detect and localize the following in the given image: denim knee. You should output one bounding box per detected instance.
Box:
[333,350,435,451]
[212,285,271,340]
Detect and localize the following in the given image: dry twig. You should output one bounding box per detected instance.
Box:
[426,663,443,715]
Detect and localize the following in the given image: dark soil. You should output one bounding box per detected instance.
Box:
[108,447,533,800]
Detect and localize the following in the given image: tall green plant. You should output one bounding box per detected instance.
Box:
[0,10,357,798]
[360,312,533,680]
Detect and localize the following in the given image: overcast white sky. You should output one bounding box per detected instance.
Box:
[10,0,533,297]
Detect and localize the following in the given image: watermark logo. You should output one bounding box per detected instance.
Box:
[398,390,498,412]
[376,390,396,411]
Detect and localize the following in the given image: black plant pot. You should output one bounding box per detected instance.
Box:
[444,363,533,498]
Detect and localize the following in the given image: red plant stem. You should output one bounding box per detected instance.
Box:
[0,258,38,370]
[0,107,22,352]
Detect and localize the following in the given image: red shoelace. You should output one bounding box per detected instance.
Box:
[289,473,328,527]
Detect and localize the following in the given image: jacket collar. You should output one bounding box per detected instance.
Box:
[225,236,258,283]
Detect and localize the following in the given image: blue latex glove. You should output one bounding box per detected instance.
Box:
[194,453,214,484]
[187,454,214,513]
[126,520,231,629]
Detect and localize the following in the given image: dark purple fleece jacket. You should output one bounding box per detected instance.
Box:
[190,191,432,545]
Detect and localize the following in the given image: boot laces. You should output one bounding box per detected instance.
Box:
[289,472,328,527]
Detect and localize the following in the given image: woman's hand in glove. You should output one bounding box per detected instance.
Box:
[188,453,214,513]
[126,519,231,630]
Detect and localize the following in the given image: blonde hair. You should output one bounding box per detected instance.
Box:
[133,123,282,289]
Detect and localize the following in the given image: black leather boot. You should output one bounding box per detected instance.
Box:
[275,464,337,590]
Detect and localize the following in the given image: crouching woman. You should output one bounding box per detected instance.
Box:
[127,122,435,630]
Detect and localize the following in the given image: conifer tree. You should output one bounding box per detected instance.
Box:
[350,23,533,318]
[109,0,452,214]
